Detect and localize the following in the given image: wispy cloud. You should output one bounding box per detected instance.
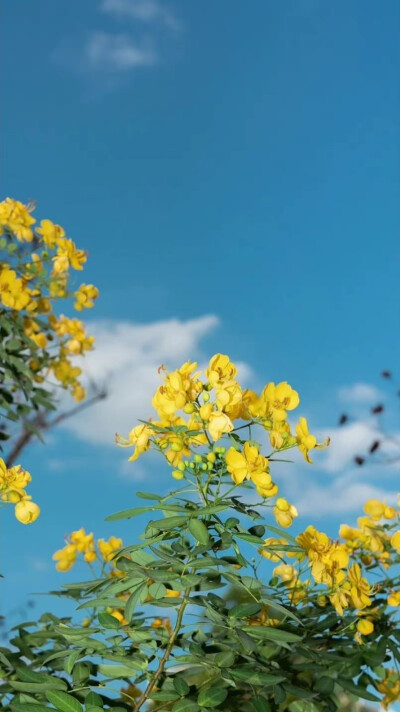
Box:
[338,382,382,405]
[85,32,157,72]
[100,0,181,30]
[295,479,397,517]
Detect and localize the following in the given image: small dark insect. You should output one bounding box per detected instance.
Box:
[369,440,380,454]
[371,404,384,414]
[354,456,365,466]
[381,370,392,378]
[338,414,348,426]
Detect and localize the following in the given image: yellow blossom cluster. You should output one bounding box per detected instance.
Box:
[378,669,400,709]
[53,530,123,572]
[0,457,40,524]
[0,198,99,402]
[257,493,400,656]
[117,353,325,528]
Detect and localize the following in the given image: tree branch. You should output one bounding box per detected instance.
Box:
[5,388,107,467]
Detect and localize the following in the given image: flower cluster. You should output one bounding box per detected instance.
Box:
[53,529,123,572]
[0,198,99,402]
[258,494,400,655]
[117,353,326,528]
[0,457,40,523]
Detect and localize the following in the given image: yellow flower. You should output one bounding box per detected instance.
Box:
[206,353,237,386]
[215,380,242,419]
[391,531,400,552]
[0,267,32,311]
[74,284,99,311]
[98,536,123,562]
[364,499,385,521]
[225,442,269,486]
[72,383,86,402]
[70,528,95,554]
[388,590,400,607]
[165,589,181,597]
[207,411,234,442]
[262,381,300,422]
[0,197,35,242]
[274,563,297,583]
[274,498,298,528]
[52,238,87,273]
[116,423,153,461]
[295,417,317,463]
[348,563,372,610]
[356,618,374,636]
[36,219,65,248]
[152,361,200,419]
[14,498,40,524]
[151,617,172,633]
[110,609,128,625]
[53,544,77,572]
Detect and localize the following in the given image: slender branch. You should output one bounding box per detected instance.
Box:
[133,586,192,712]
[5,389,107,467]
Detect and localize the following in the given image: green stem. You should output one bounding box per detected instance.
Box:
[133,586,192,712]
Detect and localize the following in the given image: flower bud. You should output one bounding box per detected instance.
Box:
[202,392,210,402]
[172,470,184,480]
[183,403,195,414]
[170,442,183,452]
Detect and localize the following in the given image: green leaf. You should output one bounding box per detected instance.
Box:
[64,650,81,675]
[97,664,139,678]
[136,492,163,500]
[125,582,148,621]
[11,705,50,712]
[189,519,210,545]
[214,650,236,667]
[85,693,103,708]
[173,677,190,696]
[10,680,68,693]
[149,515,189,531]
[45,691,83,712]
[314,677,334,694]
[261,596,302,625]
[242,625,302,643]
[229,602,261,618]
[198,686,227,707]
[148,582,167,599]
[230,669,285,686]
[252,699,272,712]
[149,692,180,702]
[98,611,121,629]
[105,506,155,522]
[289,703,320,712]
[172,701,199,712]
[337,678,380,702]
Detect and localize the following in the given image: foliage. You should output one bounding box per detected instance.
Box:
[1,353,400,711]
[0,197,99,522]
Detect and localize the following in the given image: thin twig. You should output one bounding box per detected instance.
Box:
[5,389,107,467]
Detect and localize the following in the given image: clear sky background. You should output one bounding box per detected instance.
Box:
[2,0,400,621]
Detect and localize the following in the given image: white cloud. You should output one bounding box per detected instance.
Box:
[100,0,181,30]
[319,421,379,473]
[337,382,382,405]
[295,479,397,517]
[85,32,157,72]
[61,315,219,446]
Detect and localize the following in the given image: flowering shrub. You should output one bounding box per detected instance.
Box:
[0,203,399,710]
[0,197,98,522]
[1,353,400,711]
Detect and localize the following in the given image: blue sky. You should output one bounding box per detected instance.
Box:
[2,0,400,619]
